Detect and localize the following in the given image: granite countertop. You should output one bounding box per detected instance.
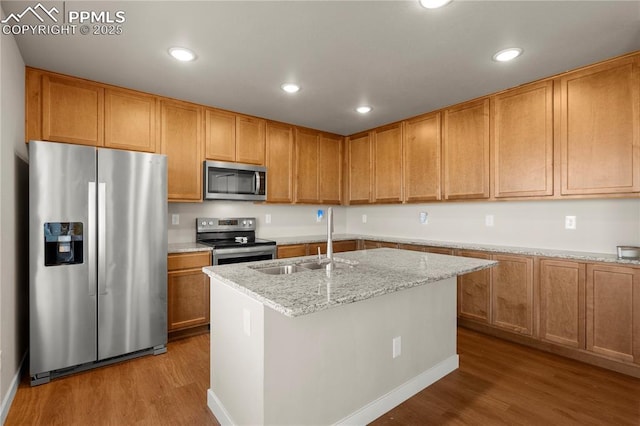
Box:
[168,242,213,254]
[203,248,496,317]
[273,234,640,266]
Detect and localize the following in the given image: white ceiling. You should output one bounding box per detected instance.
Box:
[3,0,640,136]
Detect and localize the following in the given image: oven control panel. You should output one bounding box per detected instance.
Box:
[196,217,256,233]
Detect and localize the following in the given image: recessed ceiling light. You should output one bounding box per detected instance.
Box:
[281,83,301,94]
[419,0,453,9]
[168,47,197,62]
[493,48,523,62]
[356,106,372,114]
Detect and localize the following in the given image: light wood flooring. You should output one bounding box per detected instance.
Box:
[6,328,640,425]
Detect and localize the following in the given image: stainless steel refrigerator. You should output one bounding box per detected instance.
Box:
[29,141,168,385]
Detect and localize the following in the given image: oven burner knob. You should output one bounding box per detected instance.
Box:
[242,220,247,226]
[208,221,214,226]
[248,220,253,226]
[201,221,207,226]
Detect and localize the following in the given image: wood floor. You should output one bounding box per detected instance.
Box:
[6,328,640,425]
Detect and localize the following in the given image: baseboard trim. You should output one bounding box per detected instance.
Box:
[207,389,235,426]
[334,354,459,425]
[1,352,27,425]
[207,354,458,426]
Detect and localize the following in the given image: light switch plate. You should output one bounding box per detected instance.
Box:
[171,214,179,225]
[485,215,494,227]
[392,336,401,359]
[265,214,272,224]
[362,214,367,224]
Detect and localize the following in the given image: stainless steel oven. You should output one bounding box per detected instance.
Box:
[196,217,276,264]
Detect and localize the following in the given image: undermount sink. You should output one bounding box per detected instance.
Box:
[252,260,357,275]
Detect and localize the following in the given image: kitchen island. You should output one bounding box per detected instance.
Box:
[203,248,496,425]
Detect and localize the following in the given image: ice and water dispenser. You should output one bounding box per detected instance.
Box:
[44,222,84,266]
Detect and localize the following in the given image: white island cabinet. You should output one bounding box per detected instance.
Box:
[203,248,496,425]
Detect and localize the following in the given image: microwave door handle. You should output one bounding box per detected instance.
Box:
[254,171,261,195]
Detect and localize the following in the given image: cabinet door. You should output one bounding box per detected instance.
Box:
[319,134,343,204]
[104,88,158,152]
[560,56,640,195]
[443,99,490,200]
[266,123,295,203]
[424,246,453,255]
[492,81,553,198]
[457,250,492,323]
[277,244,307,258]
[160,100,203,202]
[168,269,210,331]
[586,264,640,363]
[404,113,441,202]
[42,74,104,146]
[539,259,586,348]
[348,133,372,204]
[205,109,236,162]
[236,115,266,165]
[295,128,320,203]
[373,123,403,203]
[333,240,357,253]
[491,254,534,335]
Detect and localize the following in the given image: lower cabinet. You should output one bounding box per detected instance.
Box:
[491,254,535,336]
[539,259,586,349]
[363,240,399,249]
[586,264,640,364]
[456,250,492,324]
[167,251,211,339]
[277,240,358,259]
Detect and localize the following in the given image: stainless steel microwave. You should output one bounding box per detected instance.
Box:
[203,160,267,201]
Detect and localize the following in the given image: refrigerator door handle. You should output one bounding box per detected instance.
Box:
[88,182,97,297]
[98,182,108,295]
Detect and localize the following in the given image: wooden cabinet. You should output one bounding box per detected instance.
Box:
[372,123,403,203]
[105,88,158,152]
[559,55,640,195]
[296,130,343,204]
[492,81,553,198]
[363,240,399,249]
[403,112,442,202]
[205,111,266,165]
[397,244,453,255]
[491,254,535,336]
[167,252,211,338]
[457,250,492,324]
[443,99,490,200]
[539,259,586,348]
[160,100,203,202]
[42,73,104,146]
[266,122,295,203]
[586,264,640,363]
[347,132,372,204]
[278,240,358,258]
[236,115,266,165]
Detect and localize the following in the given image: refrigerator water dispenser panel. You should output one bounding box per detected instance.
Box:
[44,222,83,266]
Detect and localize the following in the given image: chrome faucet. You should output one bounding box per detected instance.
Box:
[326,207,334,271]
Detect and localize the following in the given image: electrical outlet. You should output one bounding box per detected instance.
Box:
[392,336,401,359]
[316,209,324,222]
[265,214,272,224]
[485,214,494,227]
[565,215,577,230]
[362,214,367,224]
[419,212,428,224]
[171,214,179,225]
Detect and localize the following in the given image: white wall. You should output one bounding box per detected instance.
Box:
[0,25,28,423]
[168,202,347,243]
[346,199,640,254]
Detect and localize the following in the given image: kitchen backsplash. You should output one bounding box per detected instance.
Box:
[169,199,640,255]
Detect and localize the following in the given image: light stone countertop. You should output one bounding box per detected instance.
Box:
[203,248,497,317]
[168,242,213,254]
[271,234,640,266]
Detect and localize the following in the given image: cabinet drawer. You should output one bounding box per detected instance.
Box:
[168,252,211,271]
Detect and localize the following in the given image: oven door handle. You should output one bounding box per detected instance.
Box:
[214,246,275,256]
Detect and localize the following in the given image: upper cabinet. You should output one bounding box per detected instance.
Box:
[403,112,442,202]
[372,123,403,203]
[266,122,295,203]
[104,88,158,153]
[443,98,490,200]
[559,55,640,195]
[205,110,266,165]
[492,81,554,198]
[160,100,203,202]
[42,73,104,147]
[347,132,372,204]
[295,129,343,204]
